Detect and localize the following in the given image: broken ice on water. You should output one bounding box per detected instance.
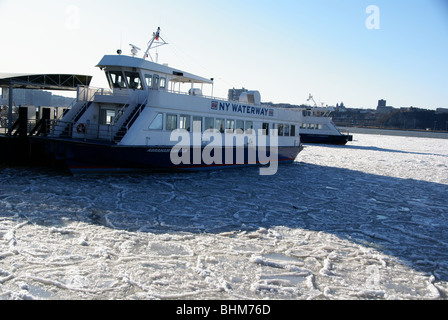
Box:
[0,133,447,300]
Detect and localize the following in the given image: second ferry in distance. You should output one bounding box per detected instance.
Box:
[39,27,304,174]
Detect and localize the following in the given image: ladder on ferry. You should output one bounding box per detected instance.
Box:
[113,104,146,143]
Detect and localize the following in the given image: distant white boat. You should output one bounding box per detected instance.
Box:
[295,106,353,145]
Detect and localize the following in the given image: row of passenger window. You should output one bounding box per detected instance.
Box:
[149,113,298,137]
[263,122,297,137]
[149,113,253,134]
[300,123,325,130]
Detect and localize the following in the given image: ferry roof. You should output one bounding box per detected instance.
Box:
[97,55,214,85]
[0,73,92,91]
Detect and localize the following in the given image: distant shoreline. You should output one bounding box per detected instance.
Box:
[339,126,448,139]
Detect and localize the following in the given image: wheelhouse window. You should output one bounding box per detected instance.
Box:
[145,74,153,88]
[148,113,163,130]
[125,71,143,90]
[153,75,160,90]
[160,77,166,89]
[108,71,127,89]
[179,115,191,132]
[166,114,178,131]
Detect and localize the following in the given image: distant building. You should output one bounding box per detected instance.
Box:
[228,87,248,101]
[336,102,346,112]
[436,108,448,114]
[378,99,387,108]
[376,106,395,114]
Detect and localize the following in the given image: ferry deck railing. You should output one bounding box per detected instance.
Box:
[46,119,123,143]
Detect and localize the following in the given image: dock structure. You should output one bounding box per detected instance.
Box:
[0,73,92,166]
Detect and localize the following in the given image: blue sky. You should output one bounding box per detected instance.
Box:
[0,0,447,109]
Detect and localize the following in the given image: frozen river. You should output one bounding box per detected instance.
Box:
[1,133,447,300]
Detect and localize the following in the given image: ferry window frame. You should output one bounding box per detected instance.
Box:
[216,118,225,133]
[160,77,166,89]
[245,121,253,134]
[193,116,203,133]
[124,71,143,90]
[204,117,214,131]
[226,119,235,133]
[108,71,127,89]
[291,125,296,137]
[100,109,116,125]
[284,124,290,136]
[153,74,160,90]
[262,122,269,135]
[148,113,163,130]
[235,119,244,134]
[145,74,153,89]
[166,114,178,131]
[278,124,284,136]
[179,114,191,132]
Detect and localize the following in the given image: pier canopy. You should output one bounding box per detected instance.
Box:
[0,73,92,91]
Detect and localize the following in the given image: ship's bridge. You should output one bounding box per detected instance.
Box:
[96,55,213,96]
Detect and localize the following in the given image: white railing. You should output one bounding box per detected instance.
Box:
[77,86,112,102]
[111,102,130,126]
[46,120,117,142]
[0,119,41,136]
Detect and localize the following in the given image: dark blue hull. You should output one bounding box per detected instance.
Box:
[44,139,303,174]
[300,133,353,145]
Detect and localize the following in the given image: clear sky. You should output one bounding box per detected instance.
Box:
[1,0,447,109]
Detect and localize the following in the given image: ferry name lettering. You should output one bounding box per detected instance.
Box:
[214,102,273,117]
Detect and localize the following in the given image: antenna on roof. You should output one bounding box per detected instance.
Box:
[143,27,168,62]
[307,94,318,107]
[129,44,141,57]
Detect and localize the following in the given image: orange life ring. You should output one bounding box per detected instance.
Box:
[76,123,86,134]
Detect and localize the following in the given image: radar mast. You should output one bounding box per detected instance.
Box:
[143,27,168,62]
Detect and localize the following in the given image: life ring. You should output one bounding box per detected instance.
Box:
[76,123,86,134]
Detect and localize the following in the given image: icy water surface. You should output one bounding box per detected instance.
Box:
[0,133,447,300]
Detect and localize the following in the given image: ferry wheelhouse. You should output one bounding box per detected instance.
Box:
[45,28,304,174]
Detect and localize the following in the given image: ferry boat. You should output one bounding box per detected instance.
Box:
[297,106,353,145]
[41,28,304,174]
[291,96,352,145]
